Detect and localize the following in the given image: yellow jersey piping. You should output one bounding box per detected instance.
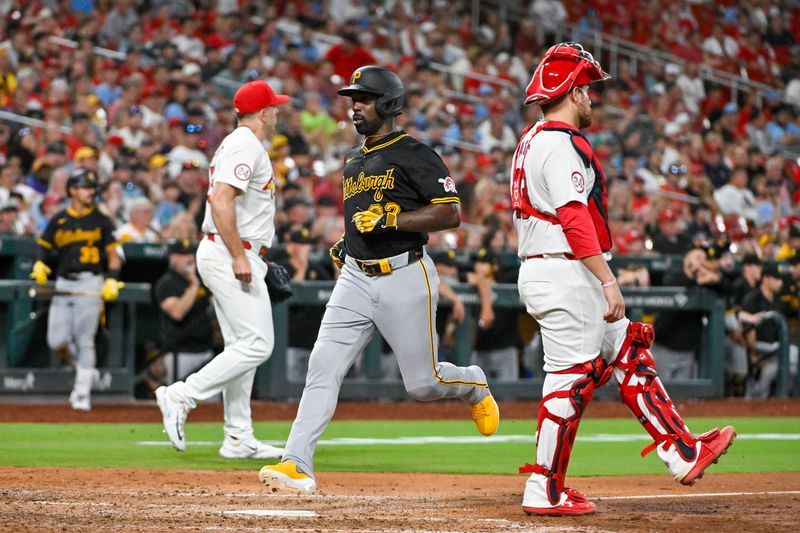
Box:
[430,197,461,204]
[362,134,409,154]
[419,258,488,389]
[66,206,96,218]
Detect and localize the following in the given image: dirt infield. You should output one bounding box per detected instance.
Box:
[2,399,799,532]
[2,468,798,532]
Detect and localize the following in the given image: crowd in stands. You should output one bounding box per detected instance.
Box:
[0,0,798,262]
[0,1,798,396]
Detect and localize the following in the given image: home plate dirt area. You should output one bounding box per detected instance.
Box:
[2,399,799,532]
[2,469,799,532]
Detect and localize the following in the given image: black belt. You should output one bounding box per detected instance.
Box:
[353,250,422,277]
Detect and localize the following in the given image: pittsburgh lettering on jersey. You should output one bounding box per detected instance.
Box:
[343,168,396,202]
[54,227,102,248]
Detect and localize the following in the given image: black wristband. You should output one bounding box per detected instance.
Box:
[106,269,120,279]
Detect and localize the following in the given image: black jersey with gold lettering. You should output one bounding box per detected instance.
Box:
[342,130,460,260]
[37,207,117,277]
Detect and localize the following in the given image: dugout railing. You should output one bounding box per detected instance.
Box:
[0,240,795,399]
[0,279,150,396]
[257,282,735,401]
[5,281,790,399]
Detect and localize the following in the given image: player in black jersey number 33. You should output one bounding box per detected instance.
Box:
[259,65,500,494]
[31,169,122,411]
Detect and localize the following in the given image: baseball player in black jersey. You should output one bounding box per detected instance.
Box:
[259,65,499,494]
[31,169,123,411]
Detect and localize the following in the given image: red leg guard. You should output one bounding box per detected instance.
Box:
[627,321,655,348]
[614,322,698,460]
[519,357,606,505]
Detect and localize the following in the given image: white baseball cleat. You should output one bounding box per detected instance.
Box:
[69,391,91,411]
[155,386,187,451]
[219,437,284,459]
[258,461,317,494]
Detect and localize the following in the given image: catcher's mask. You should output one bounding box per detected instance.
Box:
[338,65,405,119]
[524,42,610,106]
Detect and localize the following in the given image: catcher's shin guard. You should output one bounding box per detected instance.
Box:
[519,357,607,505]
[613,322,698,462]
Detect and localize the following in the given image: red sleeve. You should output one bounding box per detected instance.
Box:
[555,201,603,259]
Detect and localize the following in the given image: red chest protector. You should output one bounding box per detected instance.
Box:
[511,121,612,252]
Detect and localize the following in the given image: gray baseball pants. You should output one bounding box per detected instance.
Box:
[47,273,104,369]
[283,252,489,478]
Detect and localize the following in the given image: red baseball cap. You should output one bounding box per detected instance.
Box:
[233,80,289,115]
[658,209,678,223]
[107,135,124,146]
[489,102,505,114]
[477,153,494,168]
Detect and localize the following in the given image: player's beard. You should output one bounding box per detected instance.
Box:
[354,114,383,136]
[577,105,593,129]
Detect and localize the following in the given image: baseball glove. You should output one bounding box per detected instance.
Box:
[265,261,293,303]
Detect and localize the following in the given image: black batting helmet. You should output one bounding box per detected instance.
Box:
[338,65,405,118]
[66,168,99,191]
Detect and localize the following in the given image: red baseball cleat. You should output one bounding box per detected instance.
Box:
[523,488,597,516]
[679,426,736,486]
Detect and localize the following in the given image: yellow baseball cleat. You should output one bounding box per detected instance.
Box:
[259,460,317,495]
[470,394,499,436]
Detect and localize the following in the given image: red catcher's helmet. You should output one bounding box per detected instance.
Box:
[524,42,610,106]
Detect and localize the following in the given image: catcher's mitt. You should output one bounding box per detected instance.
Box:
[265,261,293,303]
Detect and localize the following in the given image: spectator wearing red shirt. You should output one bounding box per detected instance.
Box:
[737,31,776,84]
[700,84,729,119]
[324,32,377,81]
[285,42,311,83]
[672,30,704,64]
[513,18,539,53]
[313,158,344,215]
[630,173,650,215]
[65,112,98,158]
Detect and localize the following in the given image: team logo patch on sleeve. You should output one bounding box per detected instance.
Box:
[438,176,457,193]
[234,164,252,181]
[571,171,585,193]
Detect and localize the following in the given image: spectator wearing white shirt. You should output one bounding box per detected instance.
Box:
[477,103,517,153]
[702,23,739,65]
[100,0,140,46]
[97,135,124,181]
[713,166,758,222]
[140,89,167,130]
[117,197,160,243]
[167,122,209,179]
[328,0,368,25]
[171,19,205,62]
[676,62,706,116]
[0,200,21,236]
[529,0,567,45]
[113,105,150,150]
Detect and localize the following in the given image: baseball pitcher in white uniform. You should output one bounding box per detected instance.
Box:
[511,42,736,516]
[155,80,288,460]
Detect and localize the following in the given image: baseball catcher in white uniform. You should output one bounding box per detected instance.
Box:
[155,80,287,460]
[511,43,736,515]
